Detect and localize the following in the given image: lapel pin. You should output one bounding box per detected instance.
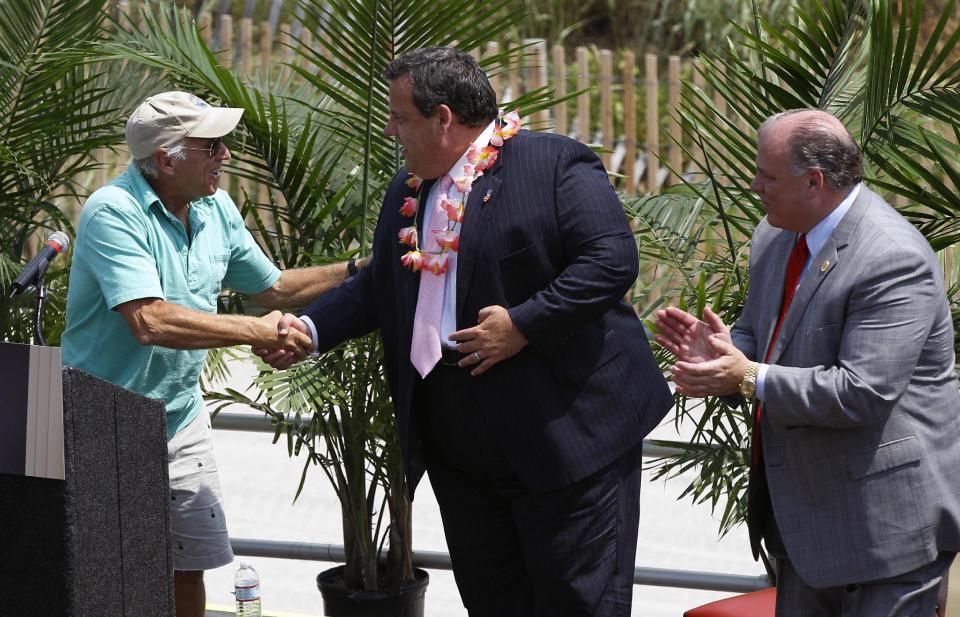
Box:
[820,259,830,272]
[482,188,493,203]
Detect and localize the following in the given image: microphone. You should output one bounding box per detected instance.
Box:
[9,231,71,298]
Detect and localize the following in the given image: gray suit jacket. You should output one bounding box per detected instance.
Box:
[732,186,960,588]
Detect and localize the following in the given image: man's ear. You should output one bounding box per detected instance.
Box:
[155,150,177,176]
[435,104,453,133]
[807,168,825,193]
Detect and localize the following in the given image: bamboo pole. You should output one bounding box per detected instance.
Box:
[300,29,313,73]
[507,45,520,103]
[95,147,108,190]
[96,0,132,189]
[485,42,501,102]
[198,11,212,48]
[552,44,567,136]
[645,53,659,194]
[623,51,636,194]
[256,25,271,230]
[712,63,729,175]
[240,17,253,75]
[118,0,131,24]
[943,247,955,288]
[692,58,706,181]
[277,26,292,84]
[576,47,590,142]
[220,15,233,68]
[260,21,272,80]
[668,55,682,186]
[524,39,549,128]
[134,0,147,36]
[599,50,613,172]
[522,40,539,100]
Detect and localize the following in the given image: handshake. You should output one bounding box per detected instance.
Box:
[253,311,311,370]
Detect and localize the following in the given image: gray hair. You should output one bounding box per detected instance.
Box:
[758,109,863,190]
[135,138,187,179]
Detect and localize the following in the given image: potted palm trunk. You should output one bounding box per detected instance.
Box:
[209,333,427,616]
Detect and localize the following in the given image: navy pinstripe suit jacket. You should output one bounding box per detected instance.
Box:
[302,130,673,495]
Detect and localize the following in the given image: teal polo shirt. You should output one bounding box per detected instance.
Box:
[62,163,280,439]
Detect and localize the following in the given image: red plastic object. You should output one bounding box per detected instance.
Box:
[683,587,776,617]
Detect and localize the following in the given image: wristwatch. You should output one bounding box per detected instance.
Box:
[739,361,759,399]
[347,258,358,277]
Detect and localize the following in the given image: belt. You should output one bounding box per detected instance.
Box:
[439,348,467,367]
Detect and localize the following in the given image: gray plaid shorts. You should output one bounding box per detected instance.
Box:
[167,406,234,572]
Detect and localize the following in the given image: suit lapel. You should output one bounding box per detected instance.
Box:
[455,151,505,326]
[765,238,839,363]
[764,188,872,363]
[757,232,795,358]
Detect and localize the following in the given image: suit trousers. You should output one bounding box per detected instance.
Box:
[776,551,954,617]
[414,361,642,617]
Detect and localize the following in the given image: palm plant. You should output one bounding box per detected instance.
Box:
[627,0,960,542]
[0,0,160,344]
[96,0,554,594]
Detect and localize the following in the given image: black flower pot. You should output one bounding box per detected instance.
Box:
[317,566,430,617]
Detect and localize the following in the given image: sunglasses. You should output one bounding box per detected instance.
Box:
[180,137,224,158]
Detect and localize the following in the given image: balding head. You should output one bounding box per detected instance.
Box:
[758,109,862,190]
[751,109,863,232]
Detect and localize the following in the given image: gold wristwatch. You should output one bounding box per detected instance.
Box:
[739,361,759,399]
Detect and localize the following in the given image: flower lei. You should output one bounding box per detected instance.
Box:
[398,109,521,274]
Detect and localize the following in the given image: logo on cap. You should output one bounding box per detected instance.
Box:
[188,94,210,110]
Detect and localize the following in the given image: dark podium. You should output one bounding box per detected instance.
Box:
[0,342,174,616]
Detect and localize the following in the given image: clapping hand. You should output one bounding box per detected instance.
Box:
[654,306,748,398]
[654,306,730,363]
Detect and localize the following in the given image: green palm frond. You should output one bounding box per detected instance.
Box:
[862,0,960,141]
[0,0,130,261]
[735,0,868,112]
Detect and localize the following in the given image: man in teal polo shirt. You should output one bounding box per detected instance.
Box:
[61,91,356,617]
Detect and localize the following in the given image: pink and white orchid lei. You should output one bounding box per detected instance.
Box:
[397,109,521,273]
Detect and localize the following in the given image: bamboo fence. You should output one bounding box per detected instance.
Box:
[87,2,720,204]
[60,2,958,297]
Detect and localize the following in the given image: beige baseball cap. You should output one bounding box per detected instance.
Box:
[125,91,244,159]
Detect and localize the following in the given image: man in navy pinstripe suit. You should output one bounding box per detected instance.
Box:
[264,47,672,616]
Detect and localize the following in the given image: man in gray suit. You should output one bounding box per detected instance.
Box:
[655,109,960,616]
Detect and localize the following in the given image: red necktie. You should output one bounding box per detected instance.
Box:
[752,233,808,465]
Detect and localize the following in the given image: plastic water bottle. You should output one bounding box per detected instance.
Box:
[234,561,262,617]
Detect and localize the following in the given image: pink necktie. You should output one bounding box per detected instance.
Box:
[410,174,454,378]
